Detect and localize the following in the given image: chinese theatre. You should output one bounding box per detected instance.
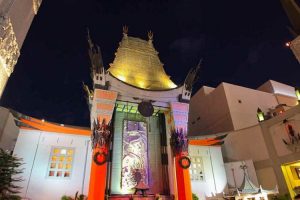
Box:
[83,26,200,200]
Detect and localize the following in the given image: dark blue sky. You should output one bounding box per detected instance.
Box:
[0,0,299,126]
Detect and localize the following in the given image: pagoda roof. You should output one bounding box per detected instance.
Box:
[108,33,177,90]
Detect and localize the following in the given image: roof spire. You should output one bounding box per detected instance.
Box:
[87,28,104,75]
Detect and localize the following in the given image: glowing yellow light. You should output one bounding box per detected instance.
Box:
[117,75,126,82]
[257,108,264,122]
[60,149,67,155]
[108,35,178,90]
[296,88,300,101]
[138,81,145,88]
[167,81,177,88]
[0,57,8,97]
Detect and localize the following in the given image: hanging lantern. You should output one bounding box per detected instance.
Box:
[257,108,264,122]
[296,87,300,101]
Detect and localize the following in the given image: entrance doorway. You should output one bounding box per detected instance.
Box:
[281,161,300,198]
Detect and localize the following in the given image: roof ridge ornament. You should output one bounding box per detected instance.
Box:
[148,30,153,44]
[123,25,128,38]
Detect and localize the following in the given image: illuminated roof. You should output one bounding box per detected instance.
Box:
[108,33,177,90]
[18,117,90,136]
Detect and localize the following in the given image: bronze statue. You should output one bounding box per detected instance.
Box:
[184,59,202,91]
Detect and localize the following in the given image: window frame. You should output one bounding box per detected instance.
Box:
[46,146,75,179]
[189,156,205,182]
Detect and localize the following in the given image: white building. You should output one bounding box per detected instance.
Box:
[12,116,92,200]
[189,80,298,135]
[188,143,227,200]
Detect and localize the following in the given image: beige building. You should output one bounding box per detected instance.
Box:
[223,104,300,197]
[0,0,42,97]
[189,80,300,198]
[189,80,298,135]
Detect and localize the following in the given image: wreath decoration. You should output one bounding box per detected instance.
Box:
[178,156,191,169]
[93,151,107,165]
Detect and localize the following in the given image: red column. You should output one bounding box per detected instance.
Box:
[170,102,192,200]
[88,89,117,200]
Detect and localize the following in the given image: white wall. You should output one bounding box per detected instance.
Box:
[190,81,297,136]
[258,80,297,98]
[0,107,19,152]
[258,80,298,107]
[13,129,92,200]
[189,145,227,200]
[269,112,300,156]
[222,125,269,162]
[223,83,278,130]
[189,84,234,135]
[224,160,259,189]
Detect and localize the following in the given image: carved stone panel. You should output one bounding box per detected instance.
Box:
[0,16,20,77]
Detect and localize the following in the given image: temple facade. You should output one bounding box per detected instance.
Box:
[7,28,300,200]
[85,28,195,200]
[0,0,42,97]
[10,29,198,200]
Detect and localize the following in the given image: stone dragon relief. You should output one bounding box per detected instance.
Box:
[0,16,20,77]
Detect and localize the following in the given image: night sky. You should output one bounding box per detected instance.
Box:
[0,0,299,127]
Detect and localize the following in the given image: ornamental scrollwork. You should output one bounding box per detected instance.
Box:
[170,128,188,156]
[91,118,111,150]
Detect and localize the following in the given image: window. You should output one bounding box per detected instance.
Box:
[295,167,300,179]
[48,147,74,178]
[189,156,205,181]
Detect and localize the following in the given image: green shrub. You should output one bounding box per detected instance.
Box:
[273,193,291,200]
[0,149,23,200]
[61,192,86,200]
[61,195,71,200]
[192,193,199,200]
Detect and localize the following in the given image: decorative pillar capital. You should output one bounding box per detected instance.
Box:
[0,15,20,77]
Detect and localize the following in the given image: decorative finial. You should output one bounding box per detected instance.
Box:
[240,164,247,171]
[123,25,128,37]
[148,30,153,41]
[87,28,94,49]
